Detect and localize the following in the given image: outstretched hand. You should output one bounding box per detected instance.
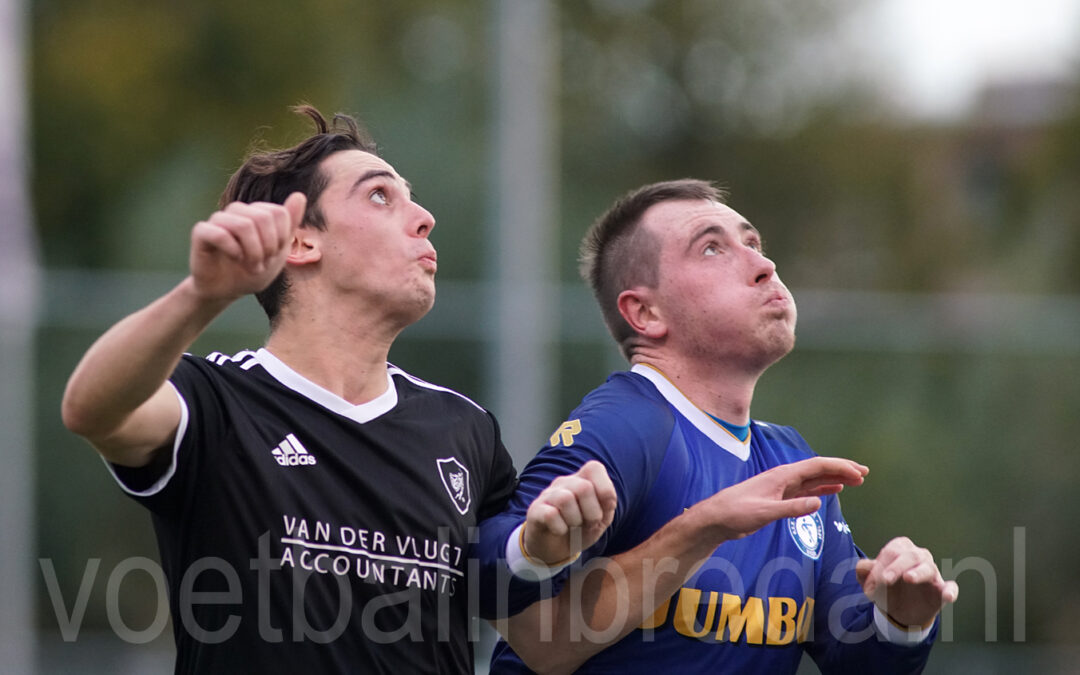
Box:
[856,538,959,629]
[522,460,618,565]
[690,456,869,543]
[189,192,307,302]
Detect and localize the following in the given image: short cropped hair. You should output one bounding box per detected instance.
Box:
[220,105,378,327]
[579,179,727,360]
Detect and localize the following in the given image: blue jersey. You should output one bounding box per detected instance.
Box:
[477,364,935,674]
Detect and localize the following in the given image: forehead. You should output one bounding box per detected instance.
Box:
[641,199,753,242]
[320,150,405,190]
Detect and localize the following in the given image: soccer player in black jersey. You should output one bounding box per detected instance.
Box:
[61,106,617,674]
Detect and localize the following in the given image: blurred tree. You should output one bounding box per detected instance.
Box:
[32,0,490,269]
[553,0,871,280]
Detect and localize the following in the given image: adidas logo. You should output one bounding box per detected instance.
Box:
[271,434,317,467]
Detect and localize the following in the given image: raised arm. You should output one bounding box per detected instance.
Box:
[496,456,868,674]
[61,194,305,467]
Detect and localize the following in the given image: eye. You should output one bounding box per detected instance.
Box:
[369,188,389,205]
[703,243,720,256]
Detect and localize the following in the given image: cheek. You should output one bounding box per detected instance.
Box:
[340,232,395,265]
[327,237,393,284]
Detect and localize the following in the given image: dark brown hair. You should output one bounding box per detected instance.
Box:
[579,179,726,359]
[220,105,378,326]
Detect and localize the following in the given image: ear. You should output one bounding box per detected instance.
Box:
[286,228,322,266]
[617,288,667,340]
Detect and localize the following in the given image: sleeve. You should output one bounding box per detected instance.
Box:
[473,384,675,619]
[476,412,519,521]
[803,494,937,674]
[104,354,228,517]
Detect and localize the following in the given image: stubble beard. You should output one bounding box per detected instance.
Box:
[742,315,797,375]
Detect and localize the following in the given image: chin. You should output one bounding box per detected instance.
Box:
[759,330,796,367]
[410,288,437,322]
[780,328,797,354]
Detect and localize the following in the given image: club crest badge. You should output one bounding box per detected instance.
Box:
[437,457,471,516]
[787,511,824,560]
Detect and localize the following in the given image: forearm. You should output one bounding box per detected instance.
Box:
[62,277,228,446]
[568,507,718,637]
[811,608,936,675]
[503,508,723,673]
[497,455,868,671]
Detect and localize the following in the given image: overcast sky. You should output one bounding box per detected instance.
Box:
[853,0,1080,118]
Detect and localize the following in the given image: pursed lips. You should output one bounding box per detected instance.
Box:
[763,288,790,307]
[418,249,438,271]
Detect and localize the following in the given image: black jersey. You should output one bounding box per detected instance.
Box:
[108,348,517,674]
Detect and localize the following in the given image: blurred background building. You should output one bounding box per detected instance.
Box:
[4,0,1080,672]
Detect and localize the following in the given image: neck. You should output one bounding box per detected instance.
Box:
[265,307,403,406]
[630,350,761,425]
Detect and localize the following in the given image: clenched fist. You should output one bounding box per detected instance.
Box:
[189,192,307,302]
[523,460,618,565]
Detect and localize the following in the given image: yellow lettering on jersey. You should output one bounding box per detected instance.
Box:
[766,596,798,645]
[648,588,814,646]
[715,593,764,644]
[639,596,672,630]
[673,588,719,638]
[549,419,582,447]
[796,597,815,643]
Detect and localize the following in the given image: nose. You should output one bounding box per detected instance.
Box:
[750,249,776,285]
[412,202,436,238]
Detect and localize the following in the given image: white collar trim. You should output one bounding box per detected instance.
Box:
[255,348,397,424]
[630,363,751,461]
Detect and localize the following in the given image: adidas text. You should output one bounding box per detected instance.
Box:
[271,434,317,467]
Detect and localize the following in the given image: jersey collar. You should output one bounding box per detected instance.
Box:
[254,348,398,424]
[630,363,751,462]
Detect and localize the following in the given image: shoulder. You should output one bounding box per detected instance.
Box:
[199,349,261,370]
[537,371,678,499]
[566,370,677,452]
[387,364,501,441]
[171,349,262,387]
[751,419,817,460]
[388,363,488,413]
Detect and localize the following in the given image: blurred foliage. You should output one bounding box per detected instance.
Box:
[30,0,1080,659]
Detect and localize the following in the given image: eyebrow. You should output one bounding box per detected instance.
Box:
[687,224,724,252]
[740,222,762,242]
[686,221,761,253]
[348,169,413,197]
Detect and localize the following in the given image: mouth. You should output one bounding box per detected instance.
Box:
[763,290,791,309]
[418,252,438,272]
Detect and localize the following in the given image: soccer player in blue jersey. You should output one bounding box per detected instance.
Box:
[478,179,959,673]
